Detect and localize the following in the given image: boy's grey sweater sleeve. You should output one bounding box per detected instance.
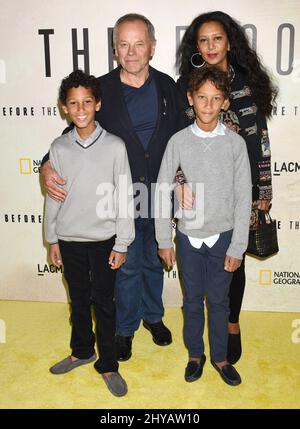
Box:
[113,144,135,253]
[44,144,62,244]
[226,136,252,259]
[155,138,180,249]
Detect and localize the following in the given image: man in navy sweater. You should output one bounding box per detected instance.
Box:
[41,14,180,361]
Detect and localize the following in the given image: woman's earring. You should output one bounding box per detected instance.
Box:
[190,53,206,68]
[185,106,195,120]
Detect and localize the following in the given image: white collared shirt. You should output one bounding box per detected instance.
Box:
[191,120,226,138]
[186,121,226,249]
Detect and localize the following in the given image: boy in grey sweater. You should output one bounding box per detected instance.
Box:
[44,70,134,397]
[155,67,251,386]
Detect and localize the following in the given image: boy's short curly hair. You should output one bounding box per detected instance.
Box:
[187,66,231,99]
[59,69,101,105]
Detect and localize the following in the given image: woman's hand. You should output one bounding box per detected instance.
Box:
[257,200,271,211]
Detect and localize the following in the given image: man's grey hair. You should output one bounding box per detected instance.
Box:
[113,13,156,47]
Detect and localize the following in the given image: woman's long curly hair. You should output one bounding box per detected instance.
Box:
[177,11,278,118]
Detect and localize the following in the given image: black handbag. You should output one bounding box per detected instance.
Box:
[247,209,279,258]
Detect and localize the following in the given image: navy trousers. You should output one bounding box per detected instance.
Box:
[176,229,233,362]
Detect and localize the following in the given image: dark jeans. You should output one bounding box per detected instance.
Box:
[229,254,246,323]
[176,229,233,362]
[59,238,118,374]
[115,218,164,336]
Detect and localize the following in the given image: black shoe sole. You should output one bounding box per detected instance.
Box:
[185,376,200,382]
[152,337,172,346]
[227,356,241,365]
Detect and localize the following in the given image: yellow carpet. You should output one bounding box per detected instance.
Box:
[0,301,299,409]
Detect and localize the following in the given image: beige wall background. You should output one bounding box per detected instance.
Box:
[0,0,299,311]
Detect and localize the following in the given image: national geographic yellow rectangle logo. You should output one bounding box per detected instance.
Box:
[20,158,31,174]
[259,270,272,286]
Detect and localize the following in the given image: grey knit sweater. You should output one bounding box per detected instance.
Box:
[45,123,135,253]
[155,125,252,259]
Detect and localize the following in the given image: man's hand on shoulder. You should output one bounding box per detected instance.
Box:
[41,160,67,202]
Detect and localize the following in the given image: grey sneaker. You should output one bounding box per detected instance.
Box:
[49,353,97,374]
[102,372,128,397]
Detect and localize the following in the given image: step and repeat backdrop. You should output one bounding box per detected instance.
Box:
[0,0,299,311]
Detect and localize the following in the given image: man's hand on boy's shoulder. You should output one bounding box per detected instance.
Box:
[224,255,241,272]
[109,251,127,270]
[158,248,176,270]
[41,160,67,202]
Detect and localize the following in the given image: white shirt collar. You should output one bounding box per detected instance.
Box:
[191,120,226,138]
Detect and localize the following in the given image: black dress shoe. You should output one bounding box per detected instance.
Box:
[211,360,242,386]
[227,332,242,364]
[185,354,206,382]
[142,320,172,346]
[115,335,133,361]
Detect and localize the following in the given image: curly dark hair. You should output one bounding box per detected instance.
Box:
[59,69,101,105]
[187,66,231,100]
[177,11,278,118]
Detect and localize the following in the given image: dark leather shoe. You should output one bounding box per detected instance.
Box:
[115,335,133,361]
[227,332,242,364]
[143,320,172,346]
[185,354,206,382]
[211,360,242,386]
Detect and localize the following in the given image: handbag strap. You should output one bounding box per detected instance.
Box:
[258,209,274,224]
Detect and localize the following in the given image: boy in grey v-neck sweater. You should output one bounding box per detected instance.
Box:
[44,70,134,397]
[45,123,134,252]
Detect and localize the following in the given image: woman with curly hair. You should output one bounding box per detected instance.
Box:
[176,10,277,365]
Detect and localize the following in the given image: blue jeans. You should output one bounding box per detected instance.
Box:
[115,218,164,336]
